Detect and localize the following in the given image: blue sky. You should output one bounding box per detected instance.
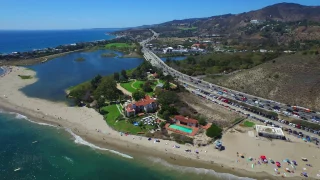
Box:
[0,0,319,30]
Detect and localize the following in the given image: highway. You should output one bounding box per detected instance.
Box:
[140,30,320,137]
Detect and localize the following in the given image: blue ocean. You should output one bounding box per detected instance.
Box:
[0,29,118,54]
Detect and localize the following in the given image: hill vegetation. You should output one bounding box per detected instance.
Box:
[165,52,281,76]
[208,54,320,111]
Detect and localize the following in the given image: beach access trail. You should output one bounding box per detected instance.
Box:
[0,66,319,179]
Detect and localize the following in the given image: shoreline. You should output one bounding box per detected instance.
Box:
[0,103,271,180]
[0,49,84,66]
[0,66,318,180]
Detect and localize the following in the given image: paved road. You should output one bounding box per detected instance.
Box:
[141,30,319,123]
[183,86,319,139]
[140,30,320,137]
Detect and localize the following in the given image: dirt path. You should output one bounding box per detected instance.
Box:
[117,83,132,96]
[130,79,137,90]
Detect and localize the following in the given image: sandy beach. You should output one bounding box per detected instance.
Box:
[0,66,319,179]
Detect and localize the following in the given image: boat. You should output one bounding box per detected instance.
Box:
[32,141,38,144]
[14,168,21,172]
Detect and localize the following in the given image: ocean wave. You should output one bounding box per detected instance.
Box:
[0,109,133,159]
[6,111,58,127]
[147,157,255,180]
[63,156,74,164]
[65,128,133,159]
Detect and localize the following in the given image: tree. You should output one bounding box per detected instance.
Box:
[69,86,87,105]
[121,70,128,80]
[138,121,144,129]
[159,121,166,129]
[91,74,102,89]
[157,91,179,105]
[94,77,121,101]
[206,124,222,139]
[132,90,146,101]
[197,115,207,126]
[163,80,170,90]
[113,72,120,81]
[96,97,105,113]
[162,110,171,121]
[142,81,153,92]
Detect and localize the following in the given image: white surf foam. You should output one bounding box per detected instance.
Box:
[66,128,133,159]
[63,156,74,164]
[147,157,255,180]
[10,112,57,127]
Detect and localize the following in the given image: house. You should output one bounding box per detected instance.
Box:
[172,115,198,127]
[125,96,157,117]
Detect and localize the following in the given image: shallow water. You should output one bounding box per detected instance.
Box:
[21,50,143,101]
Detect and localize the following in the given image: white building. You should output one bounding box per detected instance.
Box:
[255,125,285,140]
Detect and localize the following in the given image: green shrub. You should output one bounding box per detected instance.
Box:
[171,133,194,144]
[206,124,222,139]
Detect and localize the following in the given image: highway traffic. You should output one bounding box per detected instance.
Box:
[140,30,320,137]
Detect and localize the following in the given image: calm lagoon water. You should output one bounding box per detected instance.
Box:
[0,29,118,54]
[21,50,143,101]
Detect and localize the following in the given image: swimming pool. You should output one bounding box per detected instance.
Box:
[169,124,193,134]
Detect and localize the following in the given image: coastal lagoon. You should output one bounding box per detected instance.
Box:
[21,50,143,101]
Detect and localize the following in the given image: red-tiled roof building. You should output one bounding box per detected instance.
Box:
[125,96,157,117]
[172,115,198,127]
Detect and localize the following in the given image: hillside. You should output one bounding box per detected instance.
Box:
[114,3,320,47]
[211,54,320,111]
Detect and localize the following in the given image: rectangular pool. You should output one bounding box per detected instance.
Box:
[169,124,193,134]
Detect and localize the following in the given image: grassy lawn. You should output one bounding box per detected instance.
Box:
[132,80,145,89]
[120,80,146,93]
[243,121,255,127]
[18,75,33,79]
[105,43,134,49]
[102,104,152,134]
[120,81,136,93]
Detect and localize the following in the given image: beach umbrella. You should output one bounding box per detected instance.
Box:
[302,157,308,161]
[270,159,275,164]
[260,155,266,160]
[276,162,281,167]
[264,159,268,163]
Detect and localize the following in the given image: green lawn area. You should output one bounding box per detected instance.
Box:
[120,80,146,93]
[132,80,145,89]
[105,43,134,49]
[102,104,152,134]
[120,81,136,93]
[243,121,255,127]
